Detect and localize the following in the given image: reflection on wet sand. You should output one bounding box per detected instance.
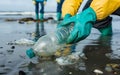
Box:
[25,35,120,75]
[0,16,120,75]
[34,22,46,42]
[83,35,120,75]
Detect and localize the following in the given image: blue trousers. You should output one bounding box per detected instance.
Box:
[57,0,64,13]
[35,2,44,14]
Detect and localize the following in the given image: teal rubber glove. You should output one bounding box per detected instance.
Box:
[64,14,72,20]
[58,7,97,44]
[57,12,61,21]
[57,14,71,28]
[98,24,112,36]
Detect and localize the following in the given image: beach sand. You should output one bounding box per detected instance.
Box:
[0,14,120,75]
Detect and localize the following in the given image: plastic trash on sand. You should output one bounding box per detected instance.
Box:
[15,38,35,45]
[56,52,81,66]
[26,25,73,58]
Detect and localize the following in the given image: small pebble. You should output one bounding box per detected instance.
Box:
[0,47,3,49]
[11,46,15,49]
[7,50,14,54]
[69,72,72,74]
[0,52,3,54]
[19,70,26,75]
[0,65,5,67]
[93,69,103,74]
[8,61,12,63]
[7,42,14,45]
[40,69,44,72]
[43,73,47,75]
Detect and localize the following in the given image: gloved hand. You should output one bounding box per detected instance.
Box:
[63,14,72,20]
[56,0,60,3]
[32,1,36,5]
[44,1,47,5]
[57,14,71,28]
[58,7,97,44]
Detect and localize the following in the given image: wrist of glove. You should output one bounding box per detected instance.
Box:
[64,14,72,20]
[57,14,72,28]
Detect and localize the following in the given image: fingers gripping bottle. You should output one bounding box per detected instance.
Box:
[26,25,73,58]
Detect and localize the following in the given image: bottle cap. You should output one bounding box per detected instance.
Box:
[26,48,35,58]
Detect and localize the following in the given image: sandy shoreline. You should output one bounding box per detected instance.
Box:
[0,15,120,75]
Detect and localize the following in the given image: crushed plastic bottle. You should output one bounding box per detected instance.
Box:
[26,25,73,58]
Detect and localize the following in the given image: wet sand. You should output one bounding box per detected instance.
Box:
[0,15,120,75]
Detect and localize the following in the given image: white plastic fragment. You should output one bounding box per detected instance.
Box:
[56,53,80,66]
[15,38,35,45]
[93,69,103,74]
[69,72,72,74]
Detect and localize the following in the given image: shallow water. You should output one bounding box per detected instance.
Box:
[0,15,120,75]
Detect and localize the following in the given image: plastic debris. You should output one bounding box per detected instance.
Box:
[93,69,103,74]
[15,38,35,45]
[105,65,112,72]
[105,64,120,74]
[19,70,26,75]
[56,53,80,66]
[11,46,15,49]
[69,72,72,74]
[40,69,44,72]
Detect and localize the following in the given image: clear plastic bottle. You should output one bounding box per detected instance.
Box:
[26,25,73,58]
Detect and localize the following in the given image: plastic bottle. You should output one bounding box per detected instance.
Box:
[26,25,73,58]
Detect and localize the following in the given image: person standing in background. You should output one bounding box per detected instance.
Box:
[32,0,47,20]
[56,0,64,21]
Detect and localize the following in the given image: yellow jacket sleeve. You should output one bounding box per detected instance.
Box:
[62,0,83,17]
[56,0,60,3]
[90,0,120,20]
